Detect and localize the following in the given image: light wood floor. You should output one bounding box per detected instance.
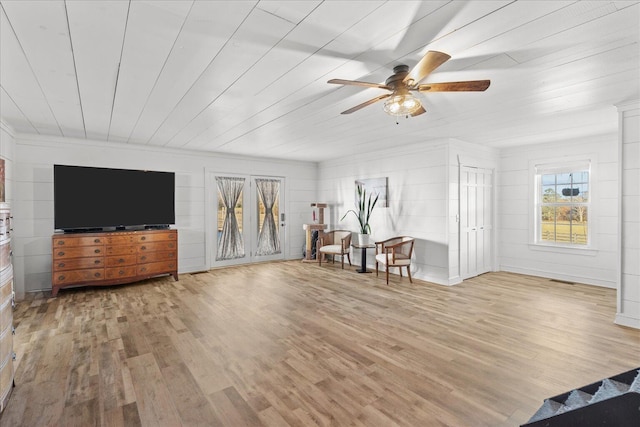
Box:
[1,261,639,426]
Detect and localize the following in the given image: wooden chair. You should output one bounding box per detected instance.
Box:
[317,230,352,269]
[375,236,414,285]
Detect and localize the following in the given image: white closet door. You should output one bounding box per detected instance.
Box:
[460,166,493,279]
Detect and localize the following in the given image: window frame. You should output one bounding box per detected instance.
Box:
[529,156,598,254]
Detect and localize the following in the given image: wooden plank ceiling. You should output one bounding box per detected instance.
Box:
[1,1,638,162]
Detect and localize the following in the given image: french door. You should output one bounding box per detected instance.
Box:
[459,166,493,279]
[211,174,285,267]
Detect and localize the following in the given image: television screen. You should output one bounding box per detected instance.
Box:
[54,165,175,231]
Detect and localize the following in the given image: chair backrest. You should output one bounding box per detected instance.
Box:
[395,237,414,259]
[332,230,352,248]
[377,236,414,260]
[322,230,352,246]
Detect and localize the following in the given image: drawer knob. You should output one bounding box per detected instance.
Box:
[58,262,65,268]
[58,251,65,256]
[169,243,175,248]
[169,253,174,258]
[141,236,146,241]
[94,238,100,243]
[140,246,146,251]
[169,263,175,268]
[95,260,101,264]
[57,241,65,245]
[140,267,147,272]
[140,256,147,261]
[119,270,125,275]
[118,258,125,263]
[58,275,65,281]
[94,249,101,254]
[95,272,101,278]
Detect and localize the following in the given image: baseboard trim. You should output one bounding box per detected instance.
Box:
[615,313,640,329]
[499,265,616,289]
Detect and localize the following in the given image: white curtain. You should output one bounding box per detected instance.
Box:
[256,178,280,256]
[216,177,245,261]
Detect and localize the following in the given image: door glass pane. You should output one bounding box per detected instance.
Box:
[216,177,245,260]
[255,178,281,256]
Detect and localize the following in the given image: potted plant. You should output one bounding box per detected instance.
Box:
[341,184,379,245]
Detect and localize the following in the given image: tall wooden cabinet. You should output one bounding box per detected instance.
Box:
[0,203,14,413]
[51,229,178,297]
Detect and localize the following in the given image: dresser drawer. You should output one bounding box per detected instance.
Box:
[105,266,137,280]
[136,231,176,243]
[0,210,11,243]
[0,241,10,270]
[106,235,135,245]
[138,250,176,263]
[137,241,177,253]
[105,245,135,256]
[0,268,12,303]
[0,299,12,333]
[138,261,177,276]
[105,254,137,267]
[0,326,12,368]
[53,236,104,247]
[0,354,12,402]
[53,246,103,259]
[53,257,103,271]
[53,268,104,285]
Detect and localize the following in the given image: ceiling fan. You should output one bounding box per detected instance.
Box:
[328,50,490,117]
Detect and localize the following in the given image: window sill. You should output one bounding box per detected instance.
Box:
[528,243,598,256]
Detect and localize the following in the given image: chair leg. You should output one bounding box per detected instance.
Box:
[346,253,351,266]
[318,252,322,266]
[386,267,389,285]
[375,262,378,277]
[407,266,412,283]
[341,254,344,269]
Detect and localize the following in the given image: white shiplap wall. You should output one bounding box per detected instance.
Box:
[497,132,620,288]
[318,141,449,284]
[317,139,498,286]
[617,100,640,328]
[13,135,316,298]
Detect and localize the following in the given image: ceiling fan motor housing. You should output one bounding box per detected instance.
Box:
[386,65,411,90]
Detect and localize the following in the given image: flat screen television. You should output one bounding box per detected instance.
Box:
[54,164,175,232]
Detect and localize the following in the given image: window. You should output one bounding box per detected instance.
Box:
[535,162,590,247]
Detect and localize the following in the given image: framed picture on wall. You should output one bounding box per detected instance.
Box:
[356,177,388,208]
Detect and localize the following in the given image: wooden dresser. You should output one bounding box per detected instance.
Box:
[0,203,14,413]
[51,229,178,297]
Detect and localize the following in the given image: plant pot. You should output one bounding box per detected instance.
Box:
[357,233,370,246]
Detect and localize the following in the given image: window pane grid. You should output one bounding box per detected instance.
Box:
[537,170,589,246]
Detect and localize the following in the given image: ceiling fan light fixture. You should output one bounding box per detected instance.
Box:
[383,93,422,116]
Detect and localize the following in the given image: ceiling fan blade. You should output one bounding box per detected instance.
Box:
[417,80,491,92]
[410,106,426,117]
[328,79,390,90]
[341,94,391,114]
[404,50,451,85]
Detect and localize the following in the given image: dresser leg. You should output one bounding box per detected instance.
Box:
[172,272,179,282]
[51,286,59,297]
